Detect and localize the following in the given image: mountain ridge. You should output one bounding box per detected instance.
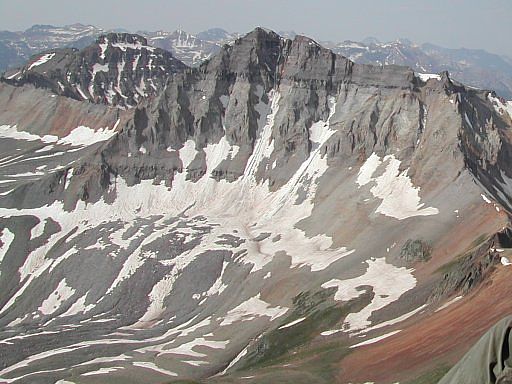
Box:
[1,23,512,99]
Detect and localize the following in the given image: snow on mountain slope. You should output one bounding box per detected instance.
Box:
[1,33,187,108]
[0,28,511,384]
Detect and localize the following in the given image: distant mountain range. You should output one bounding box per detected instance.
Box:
[141,28,238,66]
[0,24,511,98]
[0,23,236,70]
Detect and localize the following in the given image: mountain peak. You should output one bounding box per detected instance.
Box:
[196,27,232,42]
[242,27,281,41]
[97,33,149,46]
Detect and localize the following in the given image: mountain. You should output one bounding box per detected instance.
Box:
[1,33,187,108]
[0,27,512,384]
[196,27,238,44]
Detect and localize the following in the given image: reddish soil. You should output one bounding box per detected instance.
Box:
[338,264,512,383]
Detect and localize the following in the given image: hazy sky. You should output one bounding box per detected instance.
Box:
[1,0,511,56]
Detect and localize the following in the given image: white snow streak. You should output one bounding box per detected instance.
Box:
[435,295,463,312]
[28,53,56,70]
[82,367,123,376]
[278,317,306,329]
[132,362,176,377]
[112,42,155,52]
[99,38,108,59]
[350,329,402,348]
[0,228,14,266]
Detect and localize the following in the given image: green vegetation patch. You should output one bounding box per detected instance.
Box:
[238,288,373,370]
[404,365,451,384]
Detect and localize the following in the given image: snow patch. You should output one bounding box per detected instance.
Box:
[278,317,306,329]
[0,228,15,266]
[322,258,416,332]
[220,294,287,326]
[132,362,177,377]
[28,53,56,70]
[39,279,75,315]
[179,140,197,169]
[417,73,441,82]
[356,153,381,187]
[481,193,492,204]
[82,367,124,376]
[435,295,463,312]
[488,93,512,119]
[58,126,117,146]
[350,329,402,348]
[357,153,439,219]
[0,125,58,143]
[160,337,228,358]
[112,42,155,52]
[30,220,46,239]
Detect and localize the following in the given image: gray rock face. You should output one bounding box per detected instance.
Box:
[0,27,512,384]
[1,33,187,108]
[86,29,419,195]
[400,239,432,262]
